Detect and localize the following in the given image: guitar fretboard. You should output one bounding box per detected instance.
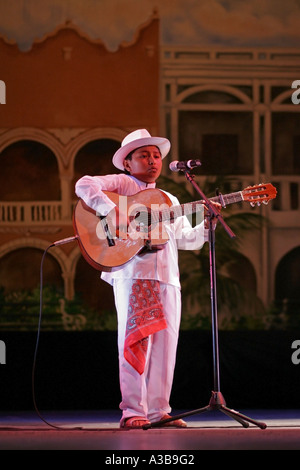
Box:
[155,191,243,223]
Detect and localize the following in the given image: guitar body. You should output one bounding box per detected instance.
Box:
[73,182,277,272]
[73,189,172,271]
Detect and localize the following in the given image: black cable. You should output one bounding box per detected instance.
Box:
[32,243,62,429]
[32,238,83,430]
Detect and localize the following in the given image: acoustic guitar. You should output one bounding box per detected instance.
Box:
[73,183,277,271]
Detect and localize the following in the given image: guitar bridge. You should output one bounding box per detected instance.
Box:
[100,216,115,247]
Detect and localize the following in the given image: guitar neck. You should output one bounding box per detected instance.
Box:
[167,190,243,221]
[209,191,243,206]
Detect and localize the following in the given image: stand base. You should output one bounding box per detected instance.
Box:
[143,392,267,430]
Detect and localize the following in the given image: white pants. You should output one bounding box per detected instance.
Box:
[113,278,182,424]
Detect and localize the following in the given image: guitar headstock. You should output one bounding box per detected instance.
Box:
[242,183,277,207]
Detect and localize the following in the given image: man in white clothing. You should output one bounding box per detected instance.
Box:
[75,129,217,428]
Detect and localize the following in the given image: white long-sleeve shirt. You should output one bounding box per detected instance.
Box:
[75,174,207,288]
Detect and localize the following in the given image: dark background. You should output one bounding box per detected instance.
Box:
[0,330,299,412]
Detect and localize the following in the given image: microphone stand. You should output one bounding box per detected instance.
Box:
[144,171,267,430]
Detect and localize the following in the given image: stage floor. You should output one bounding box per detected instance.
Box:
[0,409,300,451]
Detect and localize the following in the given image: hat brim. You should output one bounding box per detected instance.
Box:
[112,136,171,171]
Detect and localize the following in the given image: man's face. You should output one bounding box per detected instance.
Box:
[123,145,162,183]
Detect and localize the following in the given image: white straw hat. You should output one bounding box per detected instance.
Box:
[112,129,171,171]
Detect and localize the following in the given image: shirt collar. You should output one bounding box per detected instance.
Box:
[129,175,156,189]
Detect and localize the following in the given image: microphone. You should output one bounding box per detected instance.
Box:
[169,159,202,172]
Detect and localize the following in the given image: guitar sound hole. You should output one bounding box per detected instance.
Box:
[131,210,152,232]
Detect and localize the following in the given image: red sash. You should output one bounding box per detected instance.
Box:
[124,279,167,375]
